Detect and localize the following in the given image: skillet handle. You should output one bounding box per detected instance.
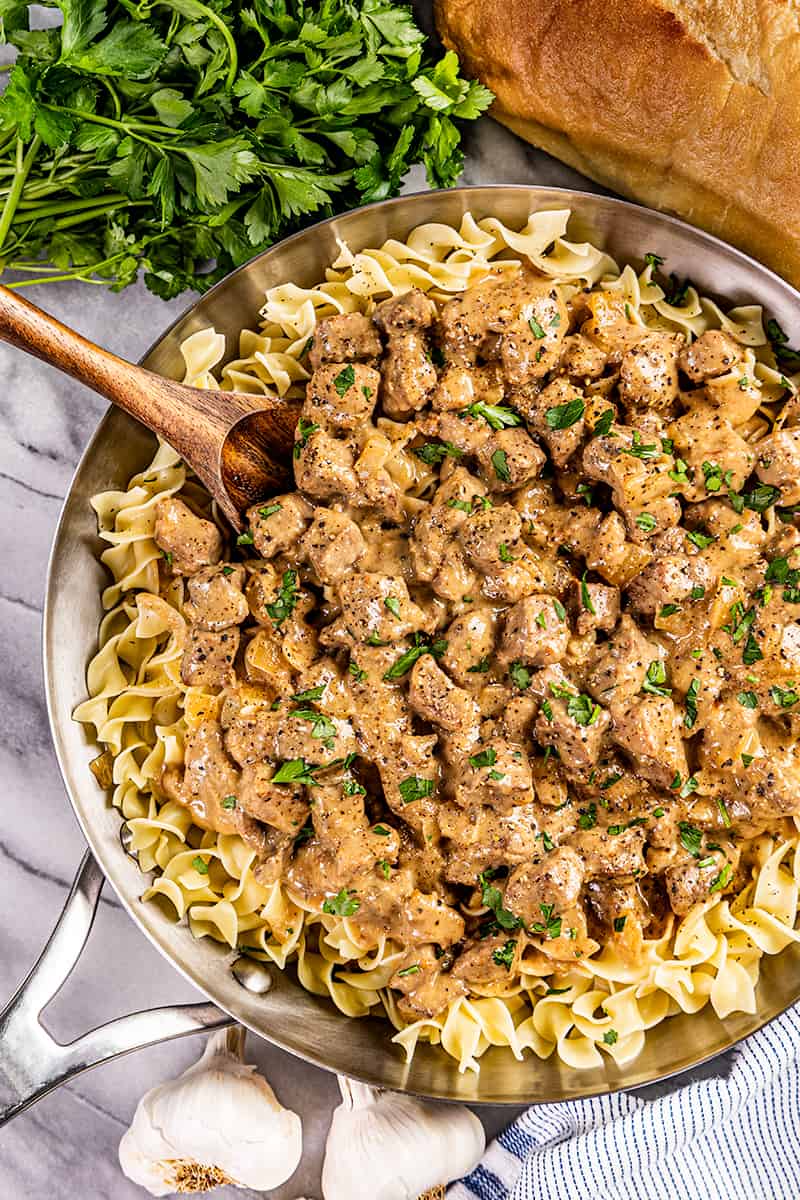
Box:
[0,850,232,1126]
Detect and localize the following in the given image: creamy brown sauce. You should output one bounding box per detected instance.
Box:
[153,270,800,1022]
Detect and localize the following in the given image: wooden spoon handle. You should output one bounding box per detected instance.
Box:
[0,284,161,413]
[0,284,238,446]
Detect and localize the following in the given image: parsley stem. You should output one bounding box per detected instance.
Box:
[10,194,133,222]
[152,0,238,89]
[0,136,41,252]
[99,77,122,122]
[48,106,185,139]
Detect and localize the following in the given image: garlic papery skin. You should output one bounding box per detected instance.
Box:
[118,1026,302,1195]
[321,1075,485,1200]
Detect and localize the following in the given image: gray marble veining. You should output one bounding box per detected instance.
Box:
[0,100,710,1198]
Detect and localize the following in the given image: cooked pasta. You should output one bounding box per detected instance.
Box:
[75,210,800,1074]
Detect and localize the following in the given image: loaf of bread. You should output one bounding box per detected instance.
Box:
[435,0,800,287]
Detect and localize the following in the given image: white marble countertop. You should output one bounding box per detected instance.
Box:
[0,104,711,1197]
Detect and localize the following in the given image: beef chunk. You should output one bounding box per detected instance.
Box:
[246,493,313,559]
[497,593,570,666]
[181,627,239,688]
[304,361,380,431]
[300,508,366,584]
[185,563,248,631]
[308,312,381,369]
[154,496,222,576]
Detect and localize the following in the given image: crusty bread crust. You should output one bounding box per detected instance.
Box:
[435,0,800,286]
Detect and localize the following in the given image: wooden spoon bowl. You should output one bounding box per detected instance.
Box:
[0,284,300,529]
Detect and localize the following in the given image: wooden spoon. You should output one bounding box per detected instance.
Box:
[0,284,301,529]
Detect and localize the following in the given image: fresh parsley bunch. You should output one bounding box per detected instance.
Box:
[0,0,492,296]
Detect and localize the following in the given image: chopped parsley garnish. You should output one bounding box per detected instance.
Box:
[531,902,562,940]
[413,440,462,465]
[384,595,401,618]
[578,803,597,830]
[690,586,706,600]
[684,678,699,728]
[258,503,282,519]
[479,869,522,931]
[766,318,800,368]
[373,825,391,837]
[644,251,665,271]
[701,461,729,493]
[467,657,491,674]
[603,1029,619,1046]
[333,365,356,396]
[591,408,615,438]
[663,273,692,306]
[447,498,472,513]
[396,964,420,977]
[739,484,782,513]
[709,863,733,893]
[659,604,680,618]
[492,939,517,969]
[669,457,691,486]
[292,685,326,703]
[729,605,755,645]
[378,860,391,879]
[623,431,660,460]
[469,747,498,769]
[510,661,532,691]
[613,916,627,933]
[672,773,699,798]
[553,598,567,622]
[322,889,360,917]
[737,690,758,709]
[546,397,585,430]
[679,822,703,858]
[294,418,319,458]
[383,635,447,680]
[221,796,237,810]
[266,569,298,627]
[770,684,799,709]
[272,758,319,786]
[343,778,366,796]
[528,315,547,338]
[290,708,337,744]
[567,693,601,726]
[576,483,594,507]
[636,512,657,533]
[498,542,515,563]
[398,776,435,804]
[717,798,732,827]
[236,531,254,546]
[642,659,671,697]
[580,573,596,614]
[742,632,763,666]
[348,660,367,683]
[687,529,716,550]
[463,400,523,430]
[491,448,512,482]
[192,856,209,875]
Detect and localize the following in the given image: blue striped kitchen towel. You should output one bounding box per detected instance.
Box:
[449,1002,800,1200]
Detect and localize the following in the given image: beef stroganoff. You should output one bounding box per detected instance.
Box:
[76,212,800,1073]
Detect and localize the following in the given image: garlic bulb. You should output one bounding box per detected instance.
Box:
[119,1026,302,1195]
[321,1075,485,1200]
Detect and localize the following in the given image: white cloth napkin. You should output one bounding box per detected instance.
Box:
[450,1002,800,1200]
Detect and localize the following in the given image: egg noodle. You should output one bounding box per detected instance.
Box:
[74,210,800,1073]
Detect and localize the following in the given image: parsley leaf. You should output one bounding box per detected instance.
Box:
[0,2,490,294]
[546,397,585,430]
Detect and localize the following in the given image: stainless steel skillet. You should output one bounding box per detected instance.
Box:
[3,185,800,1122]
